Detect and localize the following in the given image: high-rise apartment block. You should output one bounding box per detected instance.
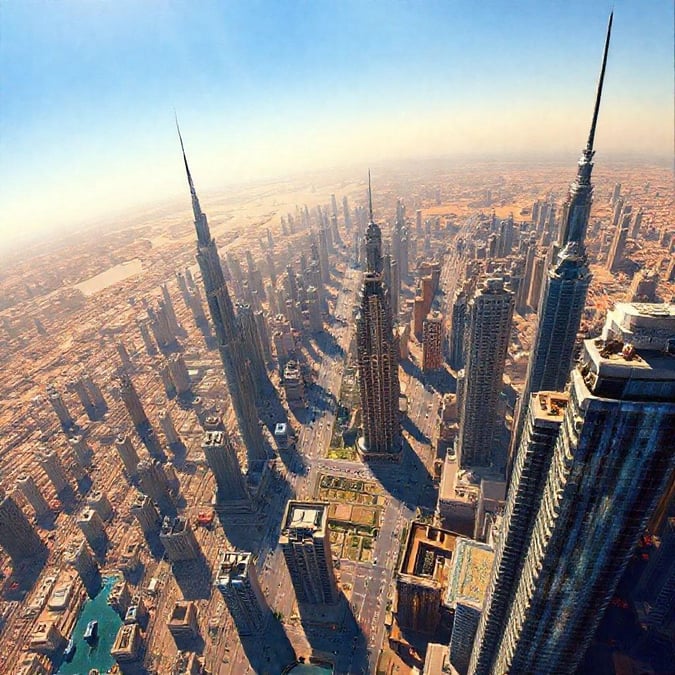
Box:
[446,538,495,675]
[167,353,191,396]
[202,430,249,510]
[215,550,269,635]
[280,500,339,605]
[115,433,141,478]
[0,488,44,561]
[469,392,569,675]
[130,492,161,535]
[37,447,70,495]
[492,303,675,675]
[46,383,74,429]
[160,516,201,562]
[457,277,514,468]
[118,372,149,428]
[449,286,469,370]
[396,522,457,633]
[16,473,50,518]
[77,507,108,551]
[158,409,180,446]
[422,311,444,372]
[137,458,174,515]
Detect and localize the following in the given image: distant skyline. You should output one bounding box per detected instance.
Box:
[1,1,672,245]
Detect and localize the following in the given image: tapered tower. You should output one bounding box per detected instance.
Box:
[176,121,266,462]
[356,173,402,460]
[511,13,612,473]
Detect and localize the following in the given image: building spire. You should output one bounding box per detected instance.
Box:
[559,12,613,247]
[175,114,211,245]
[585,11,613,158]
[368,169,374,222]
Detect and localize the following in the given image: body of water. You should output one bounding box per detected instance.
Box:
[74,258,143,296]
[57,575,123,675]
[287,665,333,674]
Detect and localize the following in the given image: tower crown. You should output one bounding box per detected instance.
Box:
[175,116,211,245]
[365,170,383,274]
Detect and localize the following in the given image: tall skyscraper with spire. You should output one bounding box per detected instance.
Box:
[510,14,612,470]
[356,173,402,460]
[176,122,266,462]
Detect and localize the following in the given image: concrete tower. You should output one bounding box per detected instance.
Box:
[177,122,266,462]
[37,447,70,495]
[114,433,140,478]
[449,286,469,371]
[457,277,514,469]
[493,303,675,675]
[69,435,93,467]
[16,473,51,518]
[468,392,569,675]
[422,311,444,373]
[118,372,149,428]
[158,409,180,446]
[167,353,191,397]
[215,550,269,635]
[236,302,269,392]
[280,500,339,605]
[46,383,74,429]
[130,492,161,534]
[137,458,174,515]
[202,430,249,509]
[0,489,44,561]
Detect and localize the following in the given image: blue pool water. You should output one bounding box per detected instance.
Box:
[57,576,123,675]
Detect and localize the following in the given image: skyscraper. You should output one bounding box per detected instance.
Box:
[457,277,514,469]
[0,489,45,561]
[280,500,339,605]
[449,285,469,371]
[46,383,74,429]
[215,550,269,636]
[422,311,444,372]
[118,372,149,429]
[492,304,675,675]
[511,14,612,466]
[468,392,569,675]
[202,429,249,509]
[356,174,402,461]
[176,123,266,462]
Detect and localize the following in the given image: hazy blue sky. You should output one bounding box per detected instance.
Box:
[0,1,672,243]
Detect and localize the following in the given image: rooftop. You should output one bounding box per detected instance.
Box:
[282,500,328,535]
[445,537,494,611]
[399,521,458,585]
[531,391,570,424]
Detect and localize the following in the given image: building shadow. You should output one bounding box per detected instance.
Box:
[400,358,423,381]
[314,331,345,360]
[167,441,188,467]
[137,425,167,461]
[170,632,205,654]
[172,554,212,600]
[1,549,48,601]
[239,612,296,674]
[368,438,435,509]
[297,592,368,675]
[401,416,430,445]
[143,531,165,560]
[426,367,456,395]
